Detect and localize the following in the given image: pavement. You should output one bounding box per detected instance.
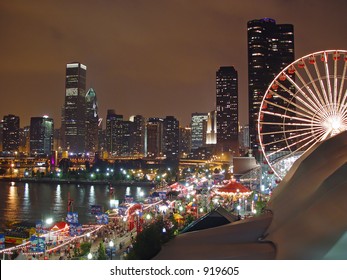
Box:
[46,227,136,260]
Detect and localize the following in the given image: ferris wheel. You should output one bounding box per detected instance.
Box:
[258,50,347,179]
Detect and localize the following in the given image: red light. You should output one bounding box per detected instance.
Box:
[279,73,286,81]
[288,65,296,74]
[333,51,340,61]
[298,60,305,68]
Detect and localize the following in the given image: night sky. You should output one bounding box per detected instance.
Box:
[1,0,346,128]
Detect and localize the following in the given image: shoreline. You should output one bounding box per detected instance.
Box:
[0,176,156,187]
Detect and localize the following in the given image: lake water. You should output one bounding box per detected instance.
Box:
[0,181,153,228]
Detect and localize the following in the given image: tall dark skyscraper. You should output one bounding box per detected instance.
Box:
[129,115,145,156]
[29,116,54,156]
[2,114,20,152]
[119,120,132,156]
[179,126,191,158]
[85,88,99,153]
[146,118,163,158]
[106,109,123,155]
[216,66,238,152]
[248,18,294,152]
[0,120,3,151]
[163,116,179,160]
[63,62,87,153]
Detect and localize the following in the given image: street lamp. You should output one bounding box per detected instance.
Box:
[109,240,114,260]
[44,217,53,255]
[237,205,241,216]
[46,218,53,242]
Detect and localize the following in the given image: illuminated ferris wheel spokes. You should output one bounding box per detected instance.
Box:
[258,50,347,179]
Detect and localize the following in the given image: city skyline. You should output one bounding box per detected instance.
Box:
[1,1,347,127]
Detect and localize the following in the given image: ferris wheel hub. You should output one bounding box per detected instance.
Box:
[327,116,342,130]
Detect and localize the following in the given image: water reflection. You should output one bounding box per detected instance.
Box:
[89,186,95,206]
[4,184,20,225]
[23,183,30,214]
[0,181,151,228]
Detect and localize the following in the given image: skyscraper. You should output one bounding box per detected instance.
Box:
[106,109,123,155]
[2,114,20,152]
[63,62,87,153]
[163,116,179,160]
[191,113,208,150]
[206,110,217,145]
[119,120,132,156]
[29,116,54,156]
[20,126,30,153]
[248,18,294,152]
[85,88,99,153]
[0,120,3,151]
[216,66,238,151]
[146,118,163,158]
[239,125,250,155]
[179,126,191,158]
[129,115,145,156]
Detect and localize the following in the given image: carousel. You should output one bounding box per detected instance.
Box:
[212,180,252,201]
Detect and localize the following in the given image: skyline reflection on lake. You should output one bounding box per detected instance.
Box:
[0,181,152,228]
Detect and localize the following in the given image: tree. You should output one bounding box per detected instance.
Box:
[59,158,72,174]
[85,161,91,172]
[80,242,92,256]
[97,242,108,260]
[127,223,161,260]
[126,216,177,260]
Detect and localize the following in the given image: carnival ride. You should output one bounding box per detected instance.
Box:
[258,50,347,179]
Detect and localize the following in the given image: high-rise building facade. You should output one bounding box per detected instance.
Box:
[179,126,191,158]
[216,66,238,151]
[106,110,123,155]
[20,126,30,153]
[248,18,294,152]
[119,120,132,156]
[2,114,20,152]
[85,88,99,153]
[146,118,163,158]
[191,113,208,150]
[30,116,54,156]
[0,120,3,151]
[239,125,250,155]
[129,115,145,156]
[206,110,217,145]
[163,116,179,160]
[63,62,87,153]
